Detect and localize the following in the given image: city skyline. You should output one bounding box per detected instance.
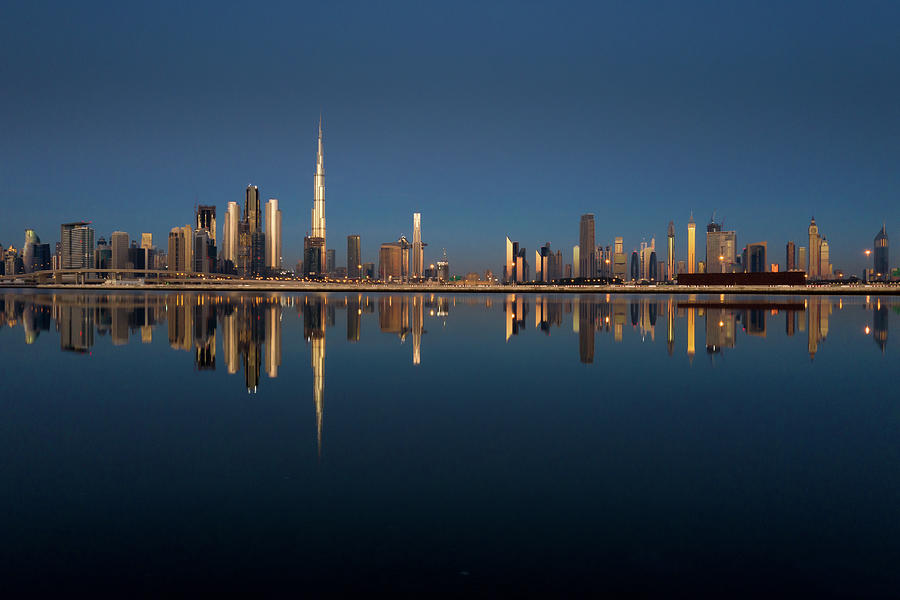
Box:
[2,137,894,283]
[2,185,893,283]
[2,2,900,275]
[5,3,900,594]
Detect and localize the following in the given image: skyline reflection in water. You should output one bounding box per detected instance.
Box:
[1,291,893,452]
[0,290,897,594]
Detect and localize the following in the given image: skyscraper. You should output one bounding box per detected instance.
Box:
[687,214,696,274]
[579,214,596,278]
[705,220,737,273]
[874,224,889,280]
[196,205,216,243]
[23,229,39,273]
[311,117,327,273]
[436,248,450,282]
[23,230,50,273]
[572,245,580,278]
[798,246,807,275]
[237,219,251,277]
[60,222,95,269]
[379,242,402,281]
[325,249,336,275]
[221,210,229,266]
[193,229,211,273]
[745,242,767,273]
[193,206,217,273]
[347,235,361,279]
[666,221,675,280]
[245,185,261,233]
[167,225,193,273]
[505,237,515,283]
[265,198,282,270]
[819,237,831,278]
[110,231,129,270]
[613,237,626,280]
[786,241,796,271]
[94,237,110,271]
[808,218,820,279]
[303,236,325,278]
[250,231,266,276]
[411,212,424,279]
[539,244,552,283]
[223,201,240,265]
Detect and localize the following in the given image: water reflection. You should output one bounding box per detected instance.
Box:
[2,293,893,367]
[1,291,894,457]
[500,294,882,365]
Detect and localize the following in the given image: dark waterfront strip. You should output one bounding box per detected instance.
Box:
[1,283,899,295]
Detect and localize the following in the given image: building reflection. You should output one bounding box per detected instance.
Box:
[1,292,880,368]
[806,296,831,361]
[303,295,326,458]
[578,298,596,363]
[1,291,892,461]
[872,298,888,353]
[705,307,736,354]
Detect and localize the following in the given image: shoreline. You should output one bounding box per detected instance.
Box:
[1,282,898,295]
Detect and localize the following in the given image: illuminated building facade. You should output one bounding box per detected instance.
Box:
[874,225,888,280]
[579,214,596,278]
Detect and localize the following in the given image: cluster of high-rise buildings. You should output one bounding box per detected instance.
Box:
[1,117,451,283]
[1,117,895,285]
[504,214,893,284]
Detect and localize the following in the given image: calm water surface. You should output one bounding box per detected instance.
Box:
[0,291,897,595]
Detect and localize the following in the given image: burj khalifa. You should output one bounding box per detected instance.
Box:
[310,116,326,272]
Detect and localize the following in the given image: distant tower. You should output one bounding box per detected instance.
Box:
[245,185,261,233]
[505,236,515,283]
[411,212,424,278]
[687,213,696,274]
[808,218,820,279]
[196,205,217,243]
[311,116,327,272]
[110,231,129,270]
[167,225,193,273]
[666,221,675,280]
[786,241,796,271]
[60,222,95,269]
[325,249,336,275]
[347,235,361,279]
[819,237,831,278]
[436,248,449,282]
[579,214,596,278]
[223,202,240,265]
[874,224,889,280]
[265,198,282,270]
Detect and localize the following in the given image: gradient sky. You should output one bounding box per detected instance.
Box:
[1,0,898,275]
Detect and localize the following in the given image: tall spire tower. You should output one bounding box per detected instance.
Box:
[311,116,327,270]
[687,212,696,274]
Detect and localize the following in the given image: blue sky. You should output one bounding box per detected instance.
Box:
[1,0,898,274]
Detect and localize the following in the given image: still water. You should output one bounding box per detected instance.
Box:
[0,291,897,595]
